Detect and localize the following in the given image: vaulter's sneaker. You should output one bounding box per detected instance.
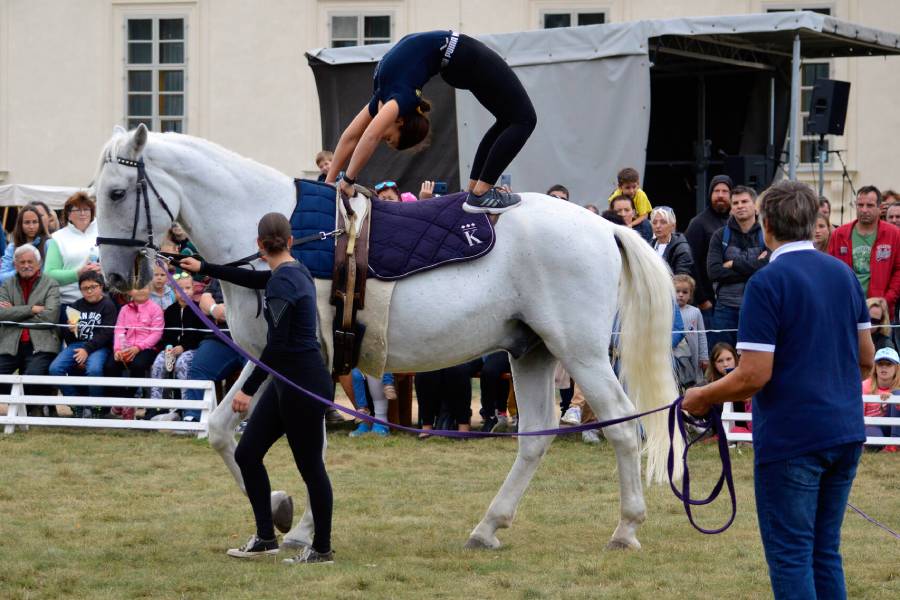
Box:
[282,546,335,565]
[463,188,522,214]
[226,534,279,559]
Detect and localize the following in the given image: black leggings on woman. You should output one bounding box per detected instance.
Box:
[441,34,537,185]
[234,351,333,552]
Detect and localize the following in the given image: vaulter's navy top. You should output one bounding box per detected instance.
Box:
[200,260,321,396]
[367,30,452,118]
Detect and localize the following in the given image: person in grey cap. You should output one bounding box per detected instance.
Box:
[685,174,733,338]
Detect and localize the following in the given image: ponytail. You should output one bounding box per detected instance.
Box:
[397,99,432,151]
[257,212,291,254]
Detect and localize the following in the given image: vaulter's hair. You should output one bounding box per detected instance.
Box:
[397,99,432,151]
[757,180,819,243]
[257,212,292,255]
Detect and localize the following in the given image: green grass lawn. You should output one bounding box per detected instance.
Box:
[1,428,897,599]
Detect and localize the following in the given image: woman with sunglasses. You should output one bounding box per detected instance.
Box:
[178,212,335,565]
[327,30,536,214]
[44,192,101,315]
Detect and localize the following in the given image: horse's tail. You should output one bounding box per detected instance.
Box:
[612,226,684,485]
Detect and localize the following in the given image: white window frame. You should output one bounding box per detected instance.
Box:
[327,12,394,48]
[765,5,835,165]
[539,8,607,29]
[123,14,188,133]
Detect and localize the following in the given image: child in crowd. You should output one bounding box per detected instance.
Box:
[862,347,900,451]
[315,150,333,182]
[867,297,895,351]
[814,213,832,252]
[48,271,119,417]
[148,274,205,420]
[149,264,176,310]
[673,274,709,389]
[104,284,164,419]
[608,167,652,227]
[348,368,395,437]
[705,342,751,433]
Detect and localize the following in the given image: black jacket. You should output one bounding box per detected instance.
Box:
[64,295,119,353]
[707,217,769,308]
[160,300,205,351]
[653,232,694,276]
[685,206,729,305]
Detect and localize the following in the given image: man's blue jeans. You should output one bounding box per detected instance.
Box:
[710,304,740,349]
[184,338,245,420]
[49,343,109,398]
[754,442,862,600]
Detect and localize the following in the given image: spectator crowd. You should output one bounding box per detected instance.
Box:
[1,154,897,449]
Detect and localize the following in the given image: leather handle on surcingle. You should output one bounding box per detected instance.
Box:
[341,211,359,330]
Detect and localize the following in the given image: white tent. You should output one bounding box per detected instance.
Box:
[0,184,84,209]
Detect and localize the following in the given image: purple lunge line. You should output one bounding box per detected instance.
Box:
[162,260,673,439]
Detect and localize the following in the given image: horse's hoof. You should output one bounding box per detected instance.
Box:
[271,491,294,534]
[464,535,501,550]
[605,539,640,551]
[281,538,310,550]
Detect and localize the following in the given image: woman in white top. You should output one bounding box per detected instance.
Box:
[44,192,101,309]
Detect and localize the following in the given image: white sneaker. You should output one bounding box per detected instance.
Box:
[582,429,601,444]
[226,534,279,558]
[561,406,582,425]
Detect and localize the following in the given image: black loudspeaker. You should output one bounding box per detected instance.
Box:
[805,79,850,136]
[724,155,774,194]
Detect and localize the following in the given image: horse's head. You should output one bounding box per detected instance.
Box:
[94,124,183,291]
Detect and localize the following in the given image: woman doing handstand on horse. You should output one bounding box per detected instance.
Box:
[327,30,536,214]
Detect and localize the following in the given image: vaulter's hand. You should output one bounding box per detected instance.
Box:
[681,387,710,417]
[178,256,202,273]
[339,178,355,200]
[232,390,252,414]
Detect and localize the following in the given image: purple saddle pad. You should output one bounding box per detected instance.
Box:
[368,192,496,280]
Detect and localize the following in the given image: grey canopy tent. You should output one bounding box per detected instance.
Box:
[307,12,900,221]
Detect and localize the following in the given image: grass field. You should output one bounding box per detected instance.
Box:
[1,427,898,600]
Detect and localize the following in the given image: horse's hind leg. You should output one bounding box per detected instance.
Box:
[565,360,645,550]
[466,344,557,550]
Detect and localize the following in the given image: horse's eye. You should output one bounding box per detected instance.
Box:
[110,189,126,201]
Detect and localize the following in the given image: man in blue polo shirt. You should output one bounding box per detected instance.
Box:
[683,180,875,600]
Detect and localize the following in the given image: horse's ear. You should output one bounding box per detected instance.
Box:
[113,125,126,135]
[125,123,149,158]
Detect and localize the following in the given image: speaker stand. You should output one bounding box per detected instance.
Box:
[817,134,827,198]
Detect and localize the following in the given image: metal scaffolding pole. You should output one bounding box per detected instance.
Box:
[788,33,801,180]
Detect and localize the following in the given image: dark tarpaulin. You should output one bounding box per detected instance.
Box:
[307,57,460,196]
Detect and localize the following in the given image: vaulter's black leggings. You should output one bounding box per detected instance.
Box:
[234,350,333,552]
[441,34,537,186]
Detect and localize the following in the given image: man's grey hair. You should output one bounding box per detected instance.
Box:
[14,243,41,263]
[757,181,819,243]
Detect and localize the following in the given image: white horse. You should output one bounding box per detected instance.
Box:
[93,124,682,551]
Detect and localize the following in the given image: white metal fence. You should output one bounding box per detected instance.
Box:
[722,395,900,446]
[0,374,217,438]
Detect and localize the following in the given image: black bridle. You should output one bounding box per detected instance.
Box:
[95,155,176,253]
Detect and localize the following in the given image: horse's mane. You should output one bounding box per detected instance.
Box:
[93,129,287,190]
